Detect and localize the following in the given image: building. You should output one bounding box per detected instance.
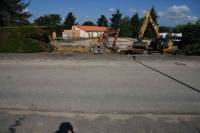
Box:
[62,29,80,39]
[159,33,182,38]
[62,25,109,39]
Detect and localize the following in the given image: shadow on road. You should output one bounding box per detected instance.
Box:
[55,122,75,133]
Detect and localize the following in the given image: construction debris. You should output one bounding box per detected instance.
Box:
[55,45,89,54]
[89,29,120,54]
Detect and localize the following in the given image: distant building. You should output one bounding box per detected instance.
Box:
[159,33,182,38]
[62,25,109,39]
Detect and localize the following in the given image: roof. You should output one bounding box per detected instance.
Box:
[74,25,108,32]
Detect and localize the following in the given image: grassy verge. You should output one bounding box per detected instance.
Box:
[0,26,54,53]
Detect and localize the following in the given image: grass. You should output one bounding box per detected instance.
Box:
[0,26,54,53]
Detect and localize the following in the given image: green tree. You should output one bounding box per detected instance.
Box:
[196,20,200,25]
[119,16,132,37]
[82,21,95,26]
[159,26,172,33]
[175,22,200,44]
[175,21,200,55]
[34,14,62,27]
[97,15,108,27]
[110,9,122,30]
[130,13,140,38]
[0,0,31,26]
[150,7,159,25]
[64,12,76,29]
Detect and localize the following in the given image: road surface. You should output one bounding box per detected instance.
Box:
[0,53,200,133]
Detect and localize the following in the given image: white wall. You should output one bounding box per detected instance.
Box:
[62,32,71,38]
[73,26,88,38]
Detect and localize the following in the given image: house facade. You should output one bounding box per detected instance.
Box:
[62,25,108,39]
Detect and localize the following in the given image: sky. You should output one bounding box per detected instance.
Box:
[25,0,200,26]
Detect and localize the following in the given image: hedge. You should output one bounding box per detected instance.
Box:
[178,43,200,56]
[0,26,54,53]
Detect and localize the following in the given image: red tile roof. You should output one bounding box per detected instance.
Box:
[74,25,108,32]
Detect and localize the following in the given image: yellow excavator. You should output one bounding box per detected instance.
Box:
[133,11,178,54]
[90,29,120,54]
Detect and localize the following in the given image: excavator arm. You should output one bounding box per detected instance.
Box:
[112,29,120,48]
[138,12,151,40]
[149,17,160,39]
[138,11,160,40]
[98,29,120,48]
[90,28,120,53]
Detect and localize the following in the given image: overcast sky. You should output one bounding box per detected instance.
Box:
[25,0,200,26]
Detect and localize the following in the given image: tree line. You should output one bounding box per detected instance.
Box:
[0,0,160,38]
[33,8,160,38]
[0,0,199,40]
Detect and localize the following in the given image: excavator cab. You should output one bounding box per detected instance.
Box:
[148,38,163,54]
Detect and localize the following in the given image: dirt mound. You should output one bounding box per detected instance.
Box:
[56,45,89,54]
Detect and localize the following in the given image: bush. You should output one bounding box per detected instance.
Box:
[178,43,200,56]
[0,26,54,53]
[175,22,200,44]
[175,21,200,56]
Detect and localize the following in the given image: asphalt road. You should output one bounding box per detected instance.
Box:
[0,53,200,114]
[0,53,200,133]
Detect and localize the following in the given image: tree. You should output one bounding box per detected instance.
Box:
[119,16,132,37]
[0,0,31,26]
[64,12,76,29]
[159,26,172,33]
[150,7,159,25]
[175,22,200,55]
[82,21,95,26]
[34,14,62,26]
[97,15,108,27]
[110,9,122,30]
[130,13,140,38]
[196,20,200,25]
[175,22,200,44]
